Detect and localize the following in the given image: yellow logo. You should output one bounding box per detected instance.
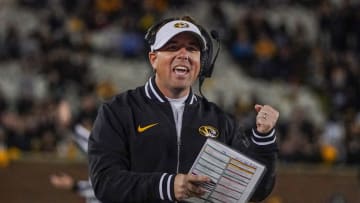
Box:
[199,125,219,138]
[137,123,158,133]
[174,22,189,28]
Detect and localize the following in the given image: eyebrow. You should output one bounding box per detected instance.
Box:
[166,39,200,47]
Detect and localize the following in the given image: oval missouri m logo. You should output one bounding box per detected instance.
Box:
[198,125,219,138]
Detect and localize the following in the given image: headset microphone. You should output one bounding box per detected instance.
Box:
[199,30,221,97]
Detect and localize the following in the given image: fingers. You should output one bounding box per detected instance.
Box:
[174,174,191,200]
[49,173,74,190]
[254,104,263,112]
[187,183,206,197]
[187,174,210,195]
[187,174,210,183]
[255,104,279,133]
[174,174,210,201]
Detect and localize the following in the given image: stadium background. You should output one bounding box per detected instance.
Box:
[0,0,359,202]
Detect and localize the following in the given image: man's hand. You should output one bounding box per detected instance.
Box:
[49,173,75,190]
[255,104,279,133]
[174,173,210,200]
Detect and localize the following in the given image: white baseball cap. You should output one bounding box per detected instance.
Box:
[150,20,207,51]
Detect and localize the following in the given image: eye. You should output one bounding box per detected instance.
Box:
[167,45,179,51]
[160,44,179,51]
[187,45,200,52]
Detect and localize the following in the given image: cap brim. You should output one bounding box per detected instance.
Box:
[151,20,207,51]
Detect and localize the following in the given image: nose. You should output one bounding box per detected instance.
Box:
[178,55,189,61]
[177,47,190,61]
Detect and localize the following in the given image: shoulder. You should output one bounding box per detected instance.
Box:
[195,95,236,122]
[196,95,227,114]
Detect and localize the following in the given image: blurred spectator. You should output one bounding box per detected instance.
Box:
[49,122,100,203]
[209,0,230,40]
[346,112,360,165]
[253,31,277,78]
[0,88,7,115]
[117,16,144,58]
[278,106,321,163]
[231,25,254,66]
[95,0,122,14]
[3,24,21,59]
[254,31,277,60]
[0,127,6,149]
[317,0,332,49]
[327,64,350,112]
[74,93,99,130]
[272,43,293,81]
[0,127,9,168]
[2,111,32,151]
[320,113,346,164]
[143,0,168,14]
[95,79,118,100]
[19,0,48,9]
[328,0,354,52]
[50,172,100,203]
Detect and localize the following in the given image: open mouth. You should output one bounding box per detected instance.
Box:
[173,66,190,75]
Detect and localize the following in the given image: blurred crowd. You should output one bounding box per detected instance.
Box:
[0,0,359,167]
[224,0,360,166]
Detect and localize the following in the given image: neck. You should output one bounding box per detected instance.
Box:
[161,86,190,99]
[155,78,190,99]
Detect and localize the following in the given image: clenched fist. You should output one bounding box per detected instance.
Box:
[254,104,279,133]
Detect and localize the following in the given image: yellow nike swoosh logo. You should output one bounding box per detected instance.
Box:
[137,123,158,133]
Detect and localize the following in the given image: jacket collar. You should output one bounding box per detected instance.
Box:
[144,76,198,104]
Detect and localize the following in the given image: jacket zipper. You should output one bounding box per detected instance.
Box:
[175,132,181,203]
[176,136,181,173]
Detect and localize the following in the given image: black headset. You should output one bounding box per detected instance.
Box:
[144,17,221,97]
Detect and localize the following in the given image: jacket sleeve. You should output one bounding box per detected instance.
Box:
[88,103,176,202]
[227,116,278,202]
[73,180,96,199]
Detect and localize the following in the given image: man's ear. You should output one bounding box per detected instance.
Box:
[148,52,157,70]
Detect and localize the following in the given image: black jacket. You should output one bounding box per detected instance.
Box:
[88,77,277,203]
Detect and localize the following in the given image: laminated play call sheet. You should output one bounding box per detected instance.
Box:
[186,139,266,203]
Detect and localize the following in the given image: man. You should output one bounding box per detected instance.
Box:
[88,16,279,203]
[50,172,100,203]
[50,123,101,203]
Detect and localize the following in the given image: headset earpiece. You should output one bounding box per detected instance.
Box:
[144,26,156,46]
[198,28,221,97]
[198,27,214,79]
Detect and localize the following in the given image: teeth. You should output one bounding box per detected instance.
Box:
[173,66,189,73]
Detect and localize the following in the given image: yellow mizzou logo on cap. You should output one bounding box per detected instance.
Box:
[174,22,189,28]
[199,125,219,138]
